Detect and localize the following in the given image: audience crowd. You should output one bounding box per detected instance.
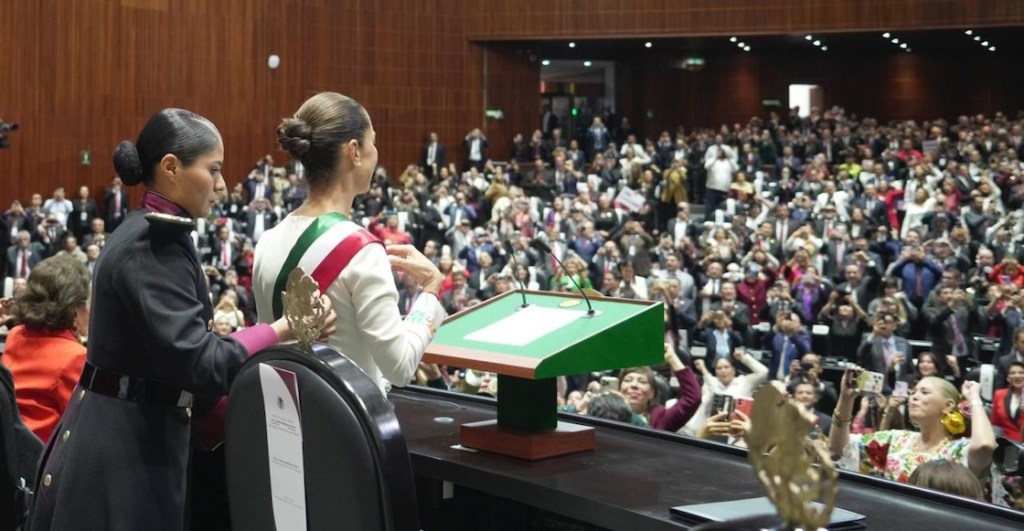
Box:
[3,104,1024,510]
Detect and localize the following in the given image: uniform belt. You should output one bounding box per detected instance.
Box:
[79,362,194,409]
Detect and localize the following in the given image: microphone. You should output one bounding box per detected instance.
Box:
[529,238,595,316]
[503,239,529,309]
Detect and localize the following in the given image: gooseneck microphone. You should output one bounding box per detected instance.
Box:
[503,239,530,309]
[529,238,595,316]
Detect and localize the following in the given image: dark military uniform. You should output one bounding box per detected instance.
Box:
[27,204,255,531]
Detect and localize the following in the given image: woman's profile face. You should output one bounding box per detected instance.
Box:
[177,140,224,219]
[620,371,654,413]
[353,119,379,193]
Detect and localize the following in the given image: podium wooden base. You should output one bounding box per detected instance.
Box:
[460,419,596,460]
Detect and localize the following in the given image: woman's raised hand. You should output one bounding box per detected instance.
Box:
[386,244,444,294]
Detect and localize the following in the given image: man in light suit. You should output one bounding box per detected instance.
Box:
[856,312,914,391]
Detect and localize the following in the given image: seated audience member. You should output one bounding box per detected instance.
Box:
[910,351,961,389]
[831,369,996,484]
[585,391,647,427]
[617,344,701,432]
[212,290,245,331]
[990,361,1024,443]
[3,256,90,442]
[907,460,985,501]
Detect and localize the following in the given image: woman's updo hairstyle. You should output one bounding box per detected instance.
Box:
[112,108,221,186]
[14,255,90,331]
[277,92,370,189]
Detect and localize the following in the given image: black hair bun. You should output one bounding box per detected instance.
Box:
[112,140,144,185]
[277,118,312,158]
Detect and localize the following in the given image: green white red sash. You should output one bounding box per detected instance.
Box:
[270,212,381,319]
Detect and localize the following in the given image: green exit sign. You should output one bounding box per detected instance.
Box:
[80,150,91,166]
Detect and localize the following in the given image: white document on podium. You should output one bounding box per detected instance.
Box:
[260,363,307,531]
[463,305,584,346]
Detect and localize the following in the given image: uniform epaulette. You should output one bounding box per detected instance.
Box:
[145,212,196,235]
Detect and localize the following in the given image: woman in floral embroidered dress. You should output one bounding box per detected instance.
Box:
[828,367,996,484]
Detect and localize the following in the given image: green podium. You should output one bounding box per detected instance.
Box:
[424,290,663,459]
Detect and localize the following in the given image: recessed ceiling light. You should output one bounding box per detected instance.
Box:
[730,37,738,43]
[805,35,813,41]
[644,41,652,48]
[974,36,981,41]
[905,48,912,52]
[982,41,989,46]
[900,43,907,49]
[743,46,751,52]
[738,42,746,47]
[813,40,821,46]
[583,60,592,67]
[990,46,996,51]
[568,42,576,48]
[892,38,899,44]
[821,46,828,51]
[965,30,973,35]
[541,59,550,66]
[882,32,891,38]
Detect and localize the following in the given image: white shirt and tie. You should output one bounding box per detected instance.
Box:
[427,143,438,166]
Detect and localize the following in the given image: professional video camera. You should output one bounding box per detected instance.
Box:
[0,119,20,148]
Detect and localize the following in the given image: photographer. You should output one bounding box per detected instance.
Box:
[786,352,838,415]
[924,286,982,361]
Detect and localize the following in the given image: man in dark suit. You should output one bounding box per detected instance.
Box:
[699,310,744,362]
[850,184,887,223]
[421,132,446,182]
[711,282,751,337]
[5,231,43,279]
[924,286,981,361]
[244,199,277,244]
[857,312,914,391]
[463,128,489,171]
[103,176,130,231]
[665,203,698,247]
[1,201,36,250]
[208,225,241,272]
[243,171,273,203]
[69,185,98,241]
[540,105,558,138]
[766,311,813,381]
[81,218,110,249]
[467,251,500,293]
[995,327,1024,388]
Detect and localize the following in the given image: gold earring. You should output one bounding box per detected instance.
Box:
[356,161,362,166]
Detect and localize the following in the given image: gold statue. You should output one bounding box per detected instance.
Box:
[745,384,838,530]
[281,267,329,351]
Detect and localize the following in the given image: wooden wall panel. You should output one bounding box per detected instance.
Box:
[467,0,1024,40]
[1,0,1023,209]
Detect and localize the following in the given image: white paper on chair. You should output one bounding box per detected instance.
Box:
[260,363,307,531]
[463,305,584,346]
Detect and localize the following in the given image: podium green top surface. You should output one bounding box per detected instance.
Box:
[424,290,664,379]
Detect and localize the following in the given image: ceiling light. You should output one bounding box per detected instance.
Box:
[743,46,751,52]
[892,38,899,44]
[905,48,912,52]
[965,30,973,35]
[813,40,821,46]
[900,43,907,49]
[644,41,653,48]
[982,41,989,46]
[974,36,981,41]
[821,46,828,51]
[541,59,550,66]
[738,42,746,47]
[730,37,738,43]
[805,35,813,41]
[990,46,996,51]
[583,61,592,67]
[882,32,891,38]
[568,42,576,48]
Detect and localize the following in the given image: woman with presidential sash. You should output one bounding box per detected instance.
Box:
[253,92,447,392]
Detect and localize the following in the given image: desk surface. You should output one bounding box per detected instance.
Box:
[392,387,1023,531]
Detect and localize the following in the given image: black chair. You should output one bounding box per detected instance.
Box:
[0,363,42,531]
[225,344,418,531]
